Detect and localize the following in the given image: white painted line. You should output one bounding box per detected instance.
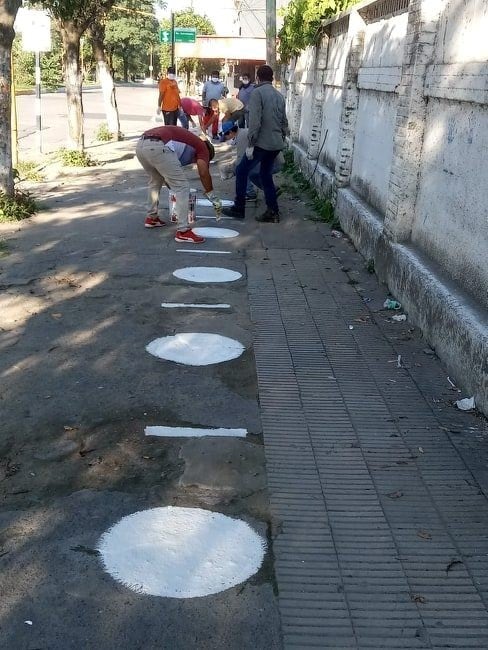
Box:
[173,266,242,283]
[145,426,247,437]
[196,215,235,221]
[161,302,231,309]
[98,506,266,598]
[193,227,239,239]
[176,249,231,254]
[146,332,245,365]
[197,198,234,207]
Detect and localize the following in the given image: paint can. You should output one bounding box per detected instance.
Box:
[188,188,197,224]
[168,189,197,224]
[168,192,178,223]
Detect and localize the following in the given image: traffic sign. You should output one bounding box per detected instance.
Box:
[159,29,171,44]
[16,8,52,52]
[159,27,196,44]
[174,28,196,43]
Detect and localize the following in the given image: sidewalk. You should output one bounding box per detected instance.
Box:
[1,135,488,649]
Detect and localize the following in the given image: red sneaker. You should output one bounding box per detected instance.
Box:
[144,216,166,228]
[174,228,205,244]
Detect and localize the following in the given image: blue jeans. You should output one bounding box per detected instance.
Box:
[178,110,189,129]
[235,147,280,211]
[248,158,282,191]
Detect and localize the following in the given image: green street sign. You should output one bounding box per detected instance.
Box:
[159,27,196,44]
[159,29,171,44]
[174,28,196,43]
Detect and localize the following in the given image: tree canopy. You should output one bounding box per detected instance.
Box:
[278,0,359,63]
[159,8,216,78]
[105,0,160,81]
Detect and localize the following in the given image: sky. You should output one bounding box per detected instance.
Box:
[158,0,240,36]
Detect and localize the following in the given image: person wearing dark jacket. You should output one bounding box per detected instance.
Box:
[236,73,255,127]
[223,65,289,223]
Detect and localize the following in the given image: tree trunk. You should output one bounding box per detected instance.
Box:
[59,21,84,151]
[89,22,121,140]
[0,0,21,195]
[123,55,129,83]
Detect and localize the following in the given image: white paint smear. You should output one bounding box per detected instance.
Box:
[192,227,239,239]
[196,215,235,221]
[173,267,241,283]
[98,507,265,598]
[161,302,230,309]
[176,249,231,254]
[145,426,247,437]
[197,198,234,208]
[146,332,245,365]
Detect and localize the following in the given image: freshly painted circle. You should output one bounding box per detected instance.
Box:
[146,332,244,365]
[192,227,239,239]
[98,507,266,598]
[173,266,242,283]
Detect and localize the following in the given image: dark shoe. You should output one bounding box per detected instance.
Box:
[222,205,245,219]
[256,208,280,223]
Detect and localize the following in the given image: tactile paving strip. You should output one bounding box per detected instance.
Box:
[248,249,488,650]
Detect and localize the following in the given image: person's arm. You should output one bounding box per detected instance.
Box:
[196,159,213,193]
[197,158,222,218]
[157,79,165,111]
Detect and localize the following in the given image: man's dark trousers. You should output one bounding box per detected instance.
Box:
[234,146,280,212]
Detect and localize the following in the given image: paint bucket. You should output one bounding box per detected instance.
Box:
[168,189,197,224]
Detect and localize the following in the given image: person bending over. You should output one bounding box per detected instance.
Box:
[136,125,222,243]
[218,121,284,200]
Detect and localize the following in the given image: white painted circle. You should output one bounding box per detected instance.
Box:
[192,227,239,239]
[98,507,266,598]
[173,266,242,283]
[146,332,244,365]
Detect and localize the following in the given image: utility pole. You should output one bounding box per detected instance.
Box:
[171,12,175,68]
[266,0,276,71]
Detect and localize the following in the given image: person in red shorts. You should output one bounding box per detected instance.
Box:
[136,125,222,243]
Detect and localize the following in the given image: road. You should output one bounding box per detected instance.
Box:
[16,84,159,159]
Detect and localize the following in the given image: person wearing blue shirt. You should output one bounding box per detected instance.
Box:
[201,71,228,107]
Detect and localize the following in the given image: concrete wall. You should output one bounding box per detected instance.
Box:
[284,0,488,415]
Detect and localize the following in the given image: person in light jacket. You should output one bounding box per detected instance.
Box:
[223,65,288,223]
[218,121,284,200]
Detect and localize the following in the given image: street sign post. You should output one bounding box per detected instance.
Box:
[16,9,52,154]
[174,28,196,43]
[159,29,171,44]
[159,28,196,44]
